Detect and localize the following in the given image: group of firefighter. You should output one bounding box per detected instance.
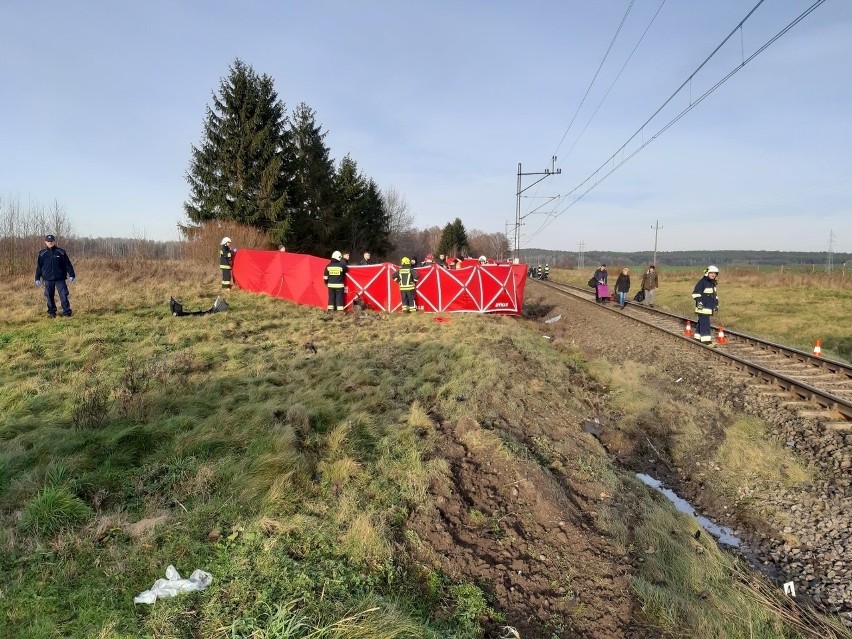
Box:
[321,250,493,313]
[528,264,550,280]
[217,238,720,342]
[219,239,493,313]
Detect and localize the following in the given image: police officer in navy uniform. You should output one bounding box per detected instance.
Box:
[691,265,719,346]
[219,237,235,289]
[35,234,76,317]
[393,257,418,312]
[323,250,348,312]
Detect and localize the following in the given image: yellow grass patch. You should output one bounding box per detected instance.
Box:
[714,416,811,489]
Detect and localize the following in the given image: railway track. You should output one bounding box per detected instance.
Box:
[536,278,852,427]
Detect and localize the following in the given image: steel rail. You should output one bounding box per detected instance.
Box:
[535,279,852,421]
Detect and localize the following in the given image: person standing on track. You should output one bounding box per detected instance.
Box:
[593,263,609,303]
[640,265,658,307]
[691,265,719,346]
[614,267,630,309]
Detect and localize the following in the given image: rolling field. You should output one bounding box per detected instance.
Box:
[1,258,849,638]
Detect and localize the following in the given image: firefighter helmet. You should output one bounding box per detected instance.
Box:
[401,256,411,265]
[332,250,342,260]
[478,255,487,264]
[707,265,719,274]
[221,237,232,245]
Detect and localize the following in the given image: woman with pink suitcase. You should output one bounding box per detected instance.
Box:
[592,263,609,303]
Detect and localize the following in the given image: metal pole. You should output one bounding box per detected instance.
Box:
[651,220,662,266]
[514,158,560,260]
[515,163,522,257]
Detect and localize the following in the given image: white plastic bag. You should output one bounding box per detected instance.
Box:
[134,565,213,604]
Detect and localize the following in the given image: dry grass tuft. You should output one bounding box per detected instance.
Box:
[456,416,507,461]
[342,512,390,564]
[715,416,811,489]
[318,457,362,496]
[324,422,351,459]
[125,513,169,539]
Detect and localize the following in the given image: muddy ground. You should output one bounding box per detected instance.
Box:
[406,282,851,637]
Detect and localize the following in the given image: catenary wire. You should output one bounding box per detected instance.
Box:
[521,0,827,247]
[523,0,641,231]
[563,0,667,161]
[551,0,637,160]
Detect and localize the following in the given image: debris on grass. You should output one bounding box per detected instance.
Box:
[133,565,213,605]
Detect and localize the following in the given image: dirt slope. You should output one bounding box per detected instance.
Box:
[407,282,851,636]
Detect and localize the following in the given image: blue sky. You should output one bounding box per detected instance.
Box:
[2,1,850,253]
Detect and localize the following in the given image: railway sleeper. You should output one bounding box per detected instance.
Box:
[823,421,852,432]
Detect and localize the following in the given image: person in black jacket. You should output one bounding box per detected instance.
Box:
[393,257,418,312]
[614,267,630,309]
[691,265,719,346]
[219,237,235,289]
[593,264,608,303]
[324,250,348,312]
[35,234,76,317]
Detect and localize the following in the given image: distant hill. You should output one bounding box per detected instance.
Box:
[521,249,851,269]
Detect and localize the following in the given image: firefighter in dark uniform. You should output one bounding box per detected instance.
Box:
[543,264,550,280]
[691,265,719,346]
[393,256,418,312]
[324,250,348,312]
[535,264,543,279]
[35,234,75,317]
[219,237,235,289]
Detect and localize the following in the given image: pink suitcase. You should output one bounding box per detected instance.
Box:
[596,284,610,299]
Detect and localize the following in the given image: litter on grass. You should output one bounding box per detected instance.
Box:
[134,565,213,604]
[544,314,562,324]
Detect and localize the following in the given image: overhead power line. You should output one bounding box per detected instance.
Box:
[562,0,667,161]
[552,0,637,159]
[523,0,828,247]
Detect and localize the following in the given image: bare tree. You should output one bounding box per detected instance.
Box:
[48,200,74,242]
[0,197,75,276]
[468,230,510,260]
[382,186,414,246]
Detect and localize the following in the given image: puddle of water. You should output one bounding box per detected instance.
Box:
[636,473,742,547]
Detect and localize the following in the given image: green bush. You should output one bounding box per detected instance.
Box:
[20,486,92,536]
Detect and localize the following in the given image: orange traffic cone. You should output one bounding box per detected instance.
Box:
[684,320,693,337]
[716,326,728,344]
[812,339,823,357]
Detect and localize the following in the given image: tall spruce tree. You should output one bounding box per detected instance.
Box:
[287,103,336,254]
[437,217,469,257]
[184,59,291,243]
[332,155,392,258]
[362,179,393,257]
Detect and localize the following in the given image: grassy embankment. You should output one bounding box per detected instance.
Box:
[0,258,848,638]
[555,265,852,362]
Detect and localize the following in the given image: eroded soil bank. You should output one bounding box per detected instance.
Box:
[406,283,851,636]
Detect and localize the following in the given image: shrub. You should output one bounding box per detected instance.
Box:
[21,486,92,536]
[71,384,110,430]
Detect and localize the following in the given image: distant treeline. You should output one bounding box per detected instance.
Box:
[523,249,850,270]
